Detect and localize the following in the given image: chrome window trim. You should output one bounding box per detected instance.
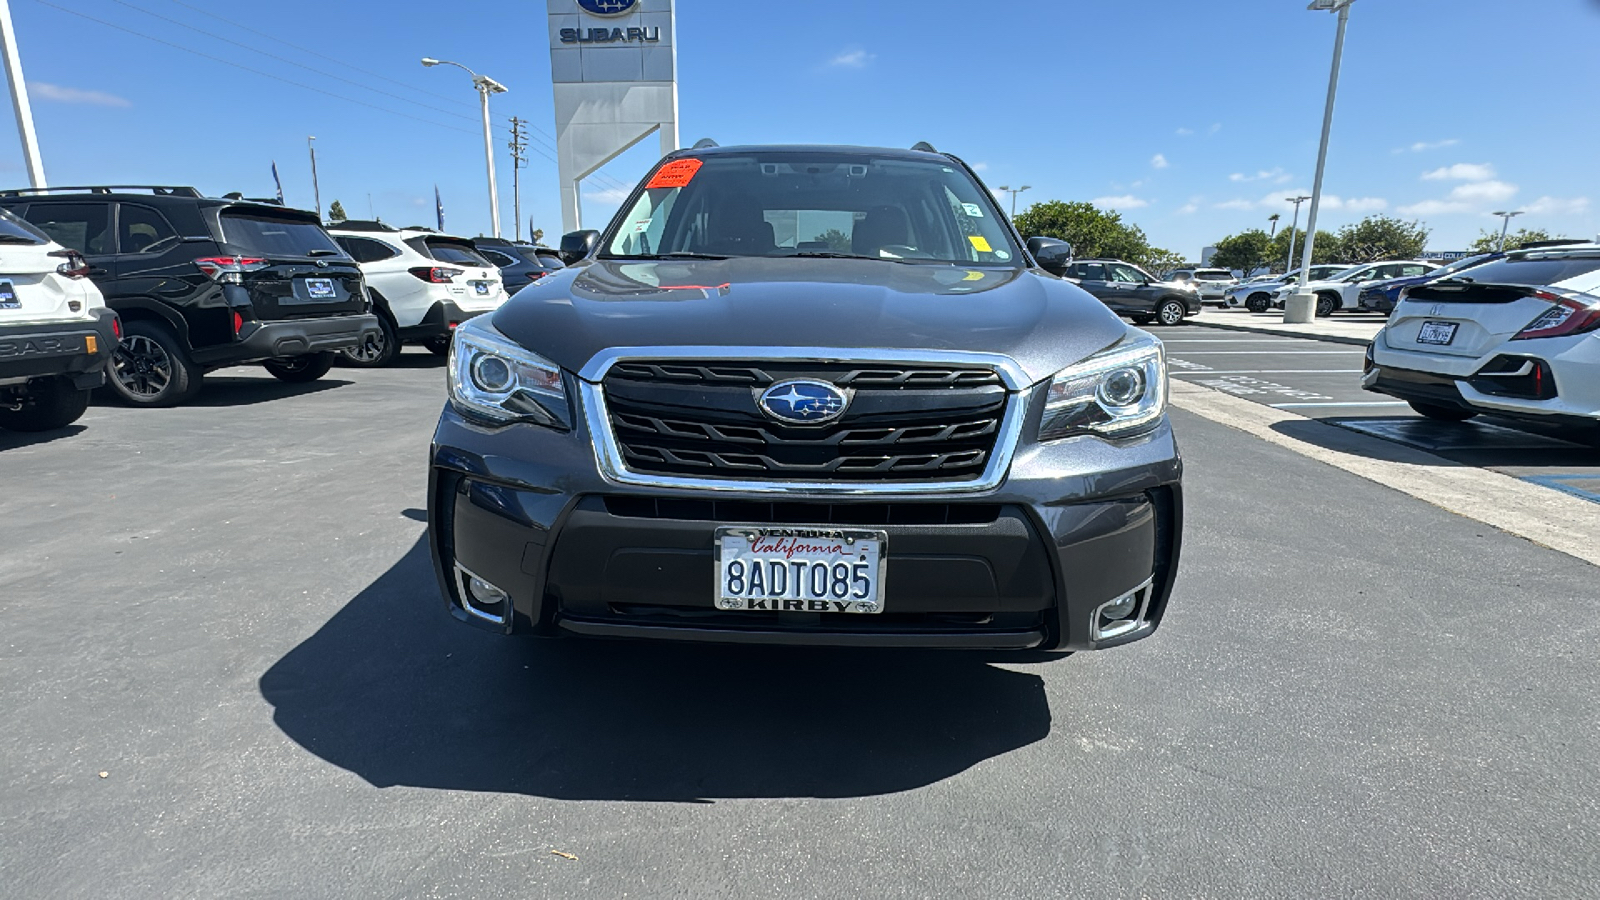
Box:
[578,346,1033,496]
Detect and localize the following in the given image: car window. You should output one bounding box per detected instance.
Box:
[0,206,47,244]
[1448,254,1600,288]
[424,240,493,267]
[1077,262,1106,281]
[22,203,110,254]
[1109,264,1146,284]
[335,236,399,263]
[533,253,565,269]
[1397,264,1429,277]
[605,150,1021,265]
[478,248,516,267]
[118,204,179,255]
[221,211,341,256]
[1195,269,1232,281]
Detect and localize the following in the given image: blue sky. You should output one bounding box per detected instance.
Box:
[5,0,1596,257]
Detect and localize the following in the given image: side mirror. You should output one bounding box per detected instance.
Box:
[558,229,600,265]
[1026,236,1073,276]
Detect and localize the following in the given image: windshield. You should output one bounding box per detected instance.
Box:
[1194,270,1233,281]
[221,212,341,257]
[604,151,1021,266]
[1432,254,1494,277]
[1447,253,1600,288]
[1331,265,1373,282]
[423,239,493,267]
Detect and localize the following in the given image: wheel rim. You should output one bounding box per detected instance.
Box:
[112,335,173,398]
[1161,303,1183,325]
[345,328,388,362]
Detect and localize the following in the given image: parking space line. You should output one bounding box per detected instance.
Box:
[1169,369,1363,375]
[1270,401,1408,408]
[1174,350,1365,355]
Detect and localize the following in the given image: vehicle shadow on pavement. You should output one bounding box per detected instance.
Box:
[260,534,1053,802]
[1272,417,1600,466]
[177,378,355,408]
[0,423,86,450]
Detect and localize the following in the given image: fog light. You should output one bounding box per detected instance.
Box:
[1100,595,1137,621]
[455,564,510,625]
[466,575,508,607]
[1092,577,1154,642]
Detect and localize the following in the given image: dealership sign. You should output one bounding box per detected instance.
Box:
[577,0,638,13]
[560,26,662,44]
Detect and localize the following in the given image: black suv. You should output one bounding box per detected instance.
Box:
[0,187,380,406]
[428,144,1183,654]
[1050,258,1200,327]
[472,238,566,292]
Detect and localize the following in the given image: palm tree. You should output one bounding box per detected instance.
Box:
[1267,213,1281,239]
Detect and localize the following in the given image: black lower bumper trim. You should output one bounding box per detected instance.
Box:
[0,308,118,382]
[193,313,382,366]
[558,617,1046,649]
[396,300,489,341]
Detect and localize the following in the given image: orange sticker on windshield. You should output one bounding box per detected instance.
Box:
[646,159,702,190]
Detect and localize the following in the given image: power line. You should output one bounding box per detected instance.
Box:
[31,0,479,136]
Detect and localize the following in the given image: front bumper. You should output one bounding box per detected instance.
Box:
[428,407,1184,652]
[193,313,382,366]
[0,307,118,389]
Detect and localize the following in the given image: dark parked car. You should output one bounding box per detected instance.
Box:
[429,143,1184,653]
[0,186,380,406]
[1050,258,1200,326]
[472,238,565,292]
[1357,252,1501,314]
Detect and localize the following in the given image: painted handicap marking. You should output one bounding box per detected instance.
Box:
[1519,475,1600,505]
[1331,418,1591,452]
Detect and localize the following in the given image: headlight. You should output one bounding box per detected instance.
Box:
[447,318,571,429]
[1038,339,1167,441]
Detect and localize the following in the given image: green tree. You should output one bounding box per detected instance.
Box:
[531,228,545,245]
[1142,248,1187,279]
[327,199,348,223]
[1332,215,1430,263]
[1270,227,1344,269]
[1468,227,1555,254]
[1209,229,1274,276]
[813,228,851,253]
[1013,200,1153,264]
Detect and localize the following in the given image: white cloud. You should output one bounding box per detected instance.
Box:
[1230,167,1290,184]
[1449,180,1518,204]
[1422,162,1497,182]
[1175,127,1195,136]
[32,82,130,107]
[1394,138,1460,154]
[582,187,632,205]
[1176,203,1199,215]
[1150,154,1168,169]
[1214,199,1256,210]
[1334,196,1389,213]
[1220,192,1386,214]
[1093,195,1150,210]
[1524,195,1592,216]
[1207,123,1222,136]
[970,162,989,172]
[1397,199,1471,216]
[826,49,875,68]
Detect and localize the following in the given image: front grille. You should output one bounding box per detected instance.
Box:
[601,361,1008,482]
[603,496,1003,525]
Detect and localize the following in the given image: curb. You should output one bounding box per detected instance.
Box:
[1188,317,1374,347]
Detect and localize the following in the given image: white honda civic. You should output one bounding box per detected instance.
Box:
[1364,243,1600,428]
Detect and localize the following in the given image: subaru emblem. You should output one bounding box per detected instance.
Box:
[577,0,639,15]
[315,259,329,268]
[758,379,850,425]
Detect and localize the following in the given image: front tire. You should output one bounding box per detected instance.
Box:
[1315,293,1339,318]
[339,314,400,368]
[1245,293,1272,313]
[0,376,91,432]
[107,319,201,407]
[425,335,451,357]
[1156,300,1187,326]
[264,352,336,383]
[1408,401,1477,422]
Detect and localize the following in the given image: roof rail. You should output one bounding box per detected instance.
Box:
[691,138,719,149]
[328,219,398,233]
[910,141,938,153]
[0,185,203,198]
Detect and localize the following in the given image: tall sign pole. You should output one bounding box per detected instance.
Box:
[0,0,46,188]
[308,136,322,219]
[508,116,528,242]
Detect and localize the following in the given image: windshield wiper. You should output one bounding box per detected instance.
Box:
[611,251,731,261]
[306,248,340,257]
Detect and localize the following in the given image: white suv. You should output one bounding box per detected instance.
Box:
[1365,245,1600,427]
[0,208,119,432]
[329,223,506,366]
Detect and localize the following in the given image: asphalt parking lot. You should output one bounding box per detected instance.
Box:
[4,349,1600,897]
[1166,324,1600,502]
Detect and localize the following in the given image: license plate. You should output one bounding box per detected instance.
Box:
[304,278,337,300]
[1417,321,1458,346]
[0,281,17,309]
[472,281,491,296]
[716,528,886,614]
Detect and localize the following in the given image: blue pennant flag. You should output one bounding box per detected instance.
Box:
[271,161,284,205]
[435,185,445,231]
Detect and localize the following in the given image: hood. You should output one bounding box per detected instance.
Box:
[489,258,1133,386]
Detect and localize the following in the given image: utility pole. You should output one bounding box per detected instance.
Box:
[508,116,528,242]
[0,0,46,188]
[307,136,322,219]
[1284,195,1311,274]
[1492,210,1524,251]
[1286,0,1355,323]
[996,185,1032,218]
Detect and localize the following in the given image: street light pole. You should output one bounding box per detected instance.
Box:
[997,185,1031,218]
[1285,0,1354,324]
[307,136,321,219]
[1284,195,1311,274]
[1492,210,1524,251]
[423,58,507,238]
[0,0,46,188]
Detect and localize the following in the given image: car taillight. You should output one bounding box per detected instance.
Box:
[409,266,461,283]
[233,311,244,336]
[1511,290,1600,341]
[195,256,268,283]
[48,249,90,278]
[112,315,123,339]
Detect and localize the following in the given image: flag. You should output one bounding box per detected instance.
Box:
[435,185,445,231]
[271,161,284,205]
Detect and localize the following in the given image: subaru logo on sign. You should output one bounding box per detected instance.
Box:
[758,380,850,425]
[577,0,639,15]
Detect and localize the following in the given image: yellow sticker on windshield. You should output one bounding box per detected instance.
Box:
[968,236,993,253]
[963,271,985,281]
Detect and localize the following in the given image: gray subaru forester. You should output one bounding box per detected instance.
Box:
[427,144,1183,652]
